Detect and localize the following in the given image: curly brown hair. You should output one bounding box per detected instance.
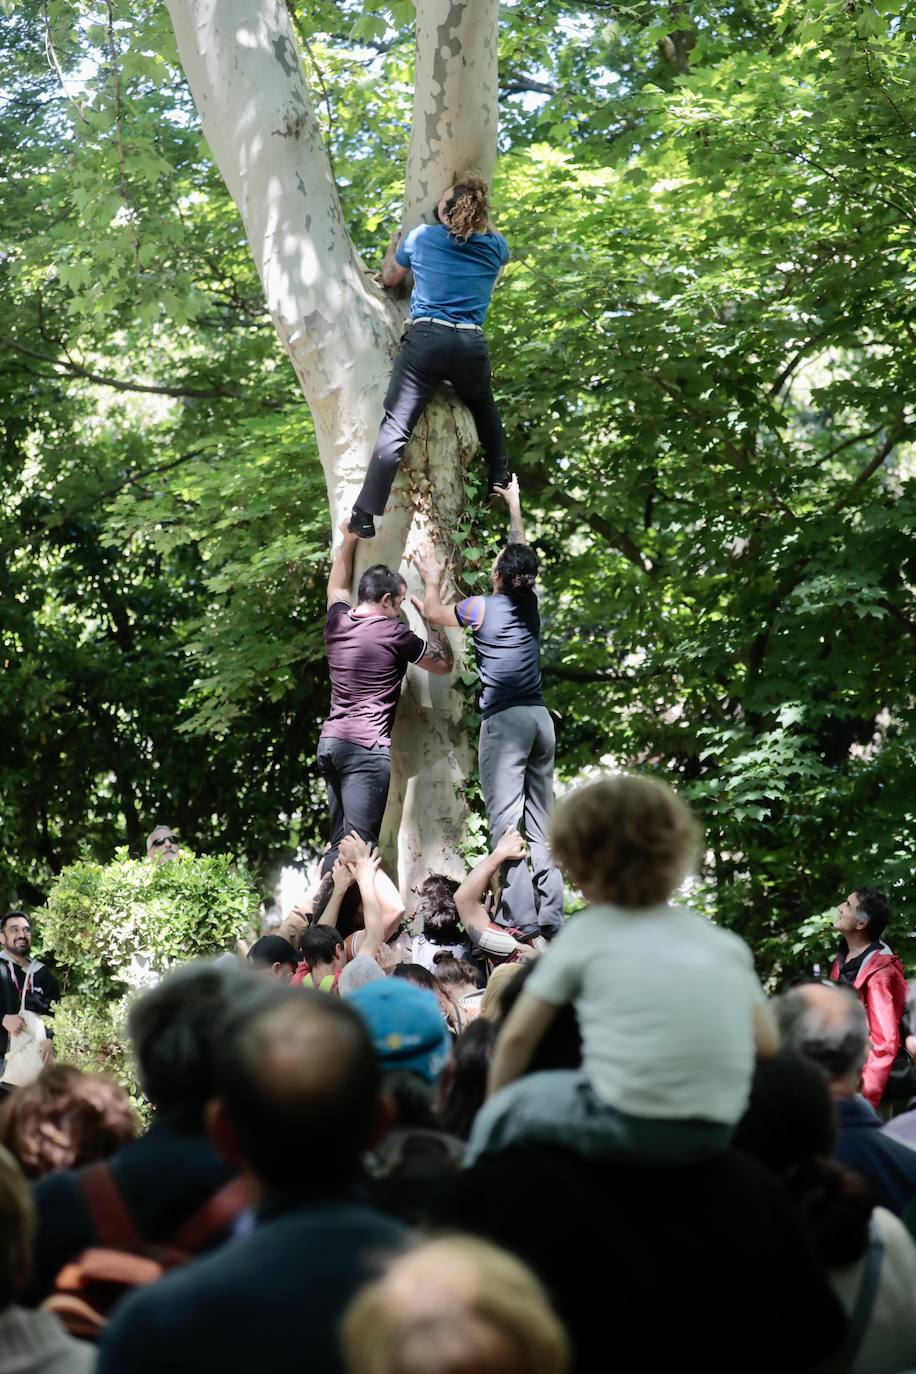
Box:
[0,1064,138,1180]
[550,773,701,909]
[445,172,491,240]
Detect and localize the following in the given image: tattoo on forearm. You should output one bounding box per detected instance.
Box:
[508,511,525,544]
[427,626,453,667]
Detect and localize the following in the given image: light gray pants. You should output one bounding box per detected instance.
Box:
[478,704,564,936]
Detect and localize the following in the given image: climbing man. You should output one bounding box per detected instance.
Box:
[349,173,510,539]
[413,478,564,940]
[319,521,453,873]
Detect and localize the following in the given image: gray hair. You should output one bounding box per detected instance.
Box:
[774,984,869,1082]
[129,959,270,1123]
[338,956,385,999]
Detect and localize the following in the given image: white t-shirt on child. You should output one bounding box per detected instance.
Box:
[525,903,765,1124]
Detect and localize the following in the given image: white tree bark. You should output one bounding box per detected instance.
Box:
[164,0,500,899]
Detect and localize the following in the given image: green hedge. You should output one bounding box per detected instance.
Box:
[39,849,258,1092]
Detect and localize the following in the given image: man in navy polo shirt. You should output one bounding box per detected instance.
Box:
[413,479,564,940]
[318,522,453,872]
[349,173,511,538]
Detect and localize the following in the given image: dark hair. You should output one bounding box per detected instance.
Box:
[301,925,345,970]
[498,961,582,1072]
[0,911,29,933]
[417,875,462,943]
[733,1050,873,1267]
[357,564,406,606]
[0,1065,138,1180]
[128,960,255,1125]
[774,984,868,1081]
[432,951,479,989]
[392,963,438,993]
[380,1067,438,1130]
[248,935,298,969]
[494,544,538,601]
[0,1145,33,1309]
[215,986,380,1190]
[438,1018,497,1140]
[854,887,892,942]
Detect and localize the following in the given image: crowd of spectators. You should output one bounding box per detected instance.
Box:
[1,774,916,1374]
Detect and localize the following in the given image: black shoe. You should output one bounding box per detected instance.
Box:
[487,467,511,501]
[348,506,376,538]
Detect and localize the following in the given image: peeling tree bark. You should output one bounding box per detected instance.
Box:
[164,0,500,898]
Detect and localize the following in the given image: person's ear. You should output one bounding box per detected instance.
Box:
[205,1097,245,1169]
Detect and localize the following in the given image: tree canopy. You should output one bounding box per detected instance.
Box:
[2,0,914,980]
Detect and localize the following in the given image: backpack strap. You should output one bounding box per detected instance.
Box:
[848,1214,885,1360]
[167,1176,250,1255]
[79,1163,141,1250]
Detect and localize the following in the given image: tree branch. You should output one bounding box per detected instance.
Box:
[42,0,90,125]
[768,332,828,399]
[0,339,284,408]
[105,0,141,274]
[523,468,654,575]
[541,662,635,683]
[500,79,557,97]
[828,417,910,516]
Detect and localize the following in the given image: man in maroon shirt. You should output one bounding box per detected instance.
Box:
[318,522,452,872]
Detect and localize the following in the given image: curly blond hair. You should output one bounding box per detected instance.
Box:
[550,773,701,909]
[445,171,491,240]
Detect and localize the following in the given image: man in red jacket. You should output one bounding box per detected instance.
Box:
[830,887,909,1111]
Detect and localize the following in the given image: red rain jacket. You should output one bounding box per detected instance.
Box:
[830,945,908,1109]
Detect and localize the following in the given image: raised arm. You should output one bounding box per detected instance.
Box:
[487,989,558,1097]
[493,475,526,544]
[455,829,536,960]
[410,547,459,628]
[342,836,405,960]
[380,231,408,288]
[327,519,359,607]
[316,857,353,927]
[347,844,385,959]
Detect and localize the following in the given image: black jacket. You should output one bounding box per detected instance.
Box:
[0,954,60,1057]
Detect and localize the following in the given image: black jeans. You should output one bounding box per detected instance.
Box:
[355,320,509,515]
[317,735,391,873]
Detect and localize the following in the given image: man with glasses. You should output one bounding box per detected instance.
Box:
[0,912,59,1084]
[146,826,181,866]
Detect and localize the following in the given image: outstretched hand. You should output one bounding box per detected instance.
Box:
[349,846,382,882]
[410,544,444,587]
[491,474,520,508]
[494,826,527,862]
[330,856,352,894]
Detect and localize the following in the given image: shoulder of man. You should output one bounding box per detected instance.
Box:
[399,222,430,259]
[455,594,487,631]
[326,598,352,623]
[492,231,510,264]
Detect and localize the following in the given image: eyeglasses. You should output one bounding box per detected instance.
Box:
[151,835,179,847]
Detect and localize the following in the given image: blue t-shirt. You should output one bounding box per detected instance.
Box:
[455,592,544,718]
[395,222,510,325]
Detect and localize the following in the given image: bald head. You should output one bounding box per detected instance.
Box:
[773,982,868,1091]
[214,985,380,1192]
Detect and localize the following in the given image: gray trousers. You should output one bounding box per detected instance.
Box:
[478,704,564,936]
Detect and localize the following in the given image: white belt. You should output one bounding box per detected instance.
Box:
[412,315,483,332]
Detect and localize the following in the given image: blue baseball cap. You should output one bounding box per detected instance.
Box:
[349,978,451,1083]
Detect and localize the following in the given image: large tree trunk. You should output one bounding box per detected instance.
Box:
[164,0,500,897]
